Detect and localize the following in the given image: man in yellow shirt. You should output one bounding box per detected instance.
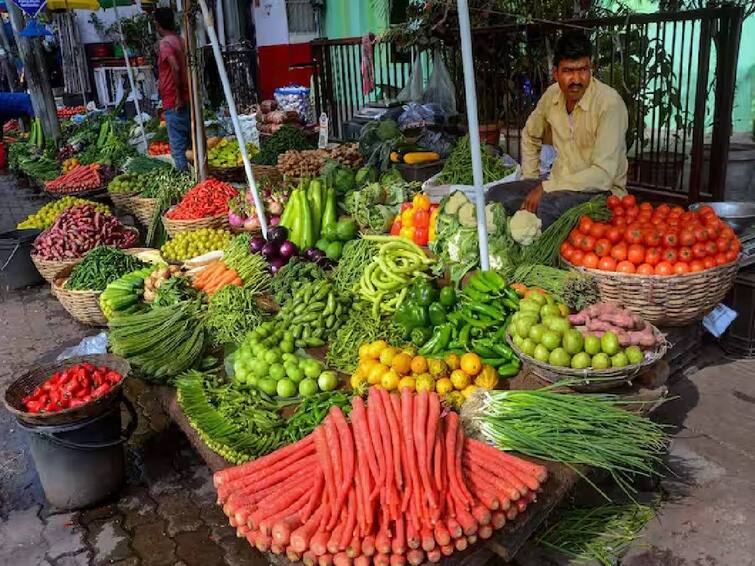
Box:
[488,30,629,226]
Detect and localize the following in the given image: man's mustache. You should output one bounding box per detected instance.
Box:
[568,83,583,89]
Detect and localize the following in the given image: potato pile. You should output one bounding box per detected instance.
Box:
[276,143,363,177]
[143,264,182,302]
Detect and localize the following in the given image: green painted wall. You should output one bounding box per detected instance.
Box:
[323,0,385,39]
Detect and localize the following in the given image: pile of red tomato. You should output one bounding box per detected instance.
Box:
[21,363,123,414]
[560,195,741,276]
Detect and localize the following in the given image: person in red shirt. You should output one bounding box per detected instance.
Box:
[154,8,191,171]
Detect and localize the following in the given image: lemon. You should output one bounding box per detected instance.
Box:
[368,363,389,385]
[428,358,448,377]
[367,340,388,359]
[461,384,479,399]
[415,373,435,392]
[460,353,482,376]
[358,343,371,360]
[358,359,377,377]
[379,347,399,367]
[381,369,400,391]
[450,369,471,391]
[445,391,465,410]
[398,376,416,391]
[435,377,454,396]
[391,352,413,375]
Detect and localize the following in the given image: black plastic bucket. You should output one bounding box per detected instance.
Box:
[0,229,43,289]
[17,397,137,510]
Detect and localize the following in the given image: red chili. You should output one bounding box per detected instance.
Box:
[166,179,238,220]
[22,363,122,414]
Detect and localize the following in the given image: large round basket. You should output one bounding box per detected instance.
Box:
[32,253,81,284]
[207,164,245,183]
[506,328,668,392]
[162,207,231,238]
[131,196,159,227]
[563,258,739,326]
[3,354,131,426]
[253,164,282,182]
[109,192,136,214]
[51,247,155,327]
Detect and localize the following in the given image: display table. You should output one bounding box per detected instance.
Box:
[155,369,667,563]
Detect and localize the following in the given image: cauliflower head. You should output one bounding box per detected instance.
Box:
[509,210,542,246]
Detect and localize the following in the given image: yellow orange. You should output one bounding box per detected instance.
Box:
[350,373,367,390]
[398,376,416,391]
[367,340,388,359]
[358,343,371,359]
[410,355,428,375]
[460,352,482,376]
[445,391,465,410]
[391,352,413,375]
[435,377,454,396]
[415,373,435,392]
[381,369,400,391]
[428,358,448,377]
[444,352,460,371]
[475,364,499,390]
[461,384,479,399]
[379,347,399,367]
[450,369,471,390]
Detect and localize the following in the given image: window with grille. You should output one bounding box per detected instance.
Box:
[286,0,318,35]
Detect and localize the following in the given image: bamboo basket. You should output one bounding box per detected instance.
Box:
[506,328,668,392]
[109,192,136,214]
[51,248,155,327]
[162,207,231,238]
[207,164,245,183]
[3,354,131,426]
[32,254,82,284]
[131,196,160,227]
[563,258,739,326]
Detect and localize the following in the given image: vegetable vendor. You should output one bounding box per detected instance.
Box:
[487,30,629,227]
[154,8,191,172]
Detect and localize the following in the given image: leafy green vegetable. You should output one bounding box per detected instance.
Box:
[253,125,312,166]
[152,275,199,307]
[359,120,404,172]
[437,135,515,185]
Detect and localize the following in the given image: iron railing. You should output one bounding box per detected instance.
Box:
[310,7,745,202]
[200,43,259,109]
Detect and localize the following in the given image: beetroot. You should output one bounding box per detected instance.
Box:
[33,204,138,260]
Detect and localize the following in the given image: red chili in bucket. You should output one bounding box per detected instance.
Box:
[21,363,123,414]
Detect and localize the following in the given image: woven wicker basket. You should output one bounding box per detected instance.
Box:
[207,164,245,183]
[162,207,231,238]
[51,248,154,327]
[32,254,82,284]
[3,354,131,426]
[253,164,282,182]
[109,192,136,214]
[32,226,141,284]
[131,196,160,227]
[563,258,739,326]
[506,329,667,392]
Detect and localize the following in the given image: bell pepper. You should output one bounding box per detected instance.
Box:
[400,202,412,212]
[401,207,415,228]
[412,193,431,211]
[428,302,447,326]
[410,279,436,307]
[400,226,415,240]
[413,209,430,228]
[414,227,429,246]
[390,218,402,236]
[439,286,457,308]
[394,300,430,331]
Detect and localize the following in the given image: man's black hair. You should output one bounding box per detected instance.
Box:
[553,30,593,67]
[154,7,176,32]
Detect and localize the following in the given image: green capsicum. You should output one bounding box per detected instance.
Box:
[439,286,457,308]
[428,302,447,326]
[410,279,436,307]
[394,300,430,331]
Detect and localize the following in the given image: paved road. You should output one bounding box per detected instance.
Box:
[1,172,754,566]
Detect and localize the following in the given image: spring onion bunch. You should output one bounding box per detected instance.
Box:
[464,386,668,496]
[536,502,657,565]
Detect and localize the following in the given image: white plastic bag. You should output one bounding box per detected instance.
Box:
[397,54,424,103]
[422,154,522,203]
[422,50,457,116]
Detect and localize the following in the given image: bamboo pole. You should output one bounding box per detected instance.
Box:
[183,0,207,179]
[196,0,267,238]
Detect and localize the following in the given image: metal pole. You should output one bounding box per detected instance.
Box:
[456,0,490,270]
[184,2,207,180]
[197,0,268,238]
[111,3,149,151]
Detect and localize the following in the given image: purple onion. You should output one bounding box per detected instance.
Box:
[249,235,266,253]
[269,256,287,273]
[279,240,298,259]
[261,242,278,259]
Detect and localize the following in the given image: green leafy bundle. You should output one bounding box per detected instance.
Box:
[253,125,312,166]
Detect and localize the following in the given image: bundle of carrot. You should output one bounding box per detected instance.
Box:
[213,388,548,565]
[44,164,102,193]
[192,259,242,296]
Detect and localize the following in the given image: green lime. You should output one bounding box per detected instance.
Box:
[600,332,620,356]
[533,344,550,363]
[571,352,591,369]
[528,324,546,344]
[298,378,318,397]
[286,365,304,382]
[548,348,571,367]
[269,363,286,381]
[563,329,585,355]
[276,378,298,398]
[303,359,323,379]
[584,335,601,355]
[280,340,294,354]
[264,350,280,365]
[521,338,537,357]
[253,360,269,378]
[257,378,277,396]
[625,346,643,365]
[611,352,629,368]
[544,316,571,335]
[540,330,561,351]
[592,353,611,369]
